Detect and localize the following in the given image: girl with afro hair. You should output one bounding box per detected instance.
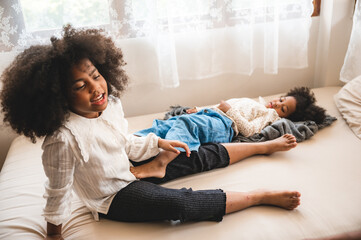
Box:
[0,25,301,240]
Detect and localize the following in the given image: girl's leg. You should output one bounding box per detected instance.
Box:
[130,151,178,179]
[100,181,300,223]
[131,134,297,180]
[100,181,226,222]
[225,190,301,213]
[222,134,297,165]
[131,134,297,181]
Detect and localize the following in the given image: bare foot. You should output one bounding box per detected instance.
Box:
[130,151,178,179]
[252,190,301,210]
[261,134,297,155]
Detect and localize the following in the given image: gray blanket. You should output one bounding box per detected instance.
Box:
[232,115,337,143]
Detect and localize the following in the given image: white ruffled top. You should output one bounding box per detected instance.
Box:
[41,96,160,225]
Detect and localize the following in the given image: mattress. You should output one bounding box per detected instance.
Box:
[0,86,360,240]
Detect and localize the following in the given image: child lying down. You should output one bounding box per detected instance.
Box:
[131,87,326,179]
[134,87,326,151]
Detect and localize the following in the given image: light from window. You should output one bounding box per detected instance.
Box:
[131,0,210,20]
[20,0,110,32]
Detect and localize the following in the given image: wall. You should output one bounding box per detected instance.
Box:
[0,1,355,171]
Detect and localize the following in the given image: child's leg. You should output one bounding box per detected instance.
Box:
[100,181,300,223]
[132,134,297,180]
[225,190,301,213]
[100,180,226,222]
[222,134,297,165]
[130,150,178,179]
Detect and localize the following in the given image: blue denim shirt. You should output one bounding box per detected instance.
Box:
[134,109,234,151]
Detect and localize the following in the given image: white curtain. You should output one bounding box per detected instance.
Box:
[340,0,361,83]
[0,0,313,88]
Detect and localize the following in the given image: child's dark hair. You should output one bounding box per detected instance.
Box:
[286,87,326,124]
[0,25,129,142]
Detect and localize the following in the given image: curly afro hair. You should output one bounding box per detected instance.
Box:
[1,25,129,142]
[286,87,326,124]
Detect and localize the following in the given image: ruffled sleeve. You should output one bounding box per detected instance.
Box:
[125,133,160,162]
[41,131,76,226]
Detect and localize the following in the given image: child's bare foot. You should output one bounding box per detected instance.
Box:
[130,151,178,179]
[252,190,301,210]
[261,134,297,154]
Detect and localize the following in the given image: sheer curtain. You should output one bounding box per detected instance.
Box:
[340,0,361,83]
[0,0,313,88]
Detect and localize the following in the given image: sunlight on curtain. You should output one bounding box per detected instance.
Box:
[340,0,361,83]
[0,0,313,88]
[21,0,110,31]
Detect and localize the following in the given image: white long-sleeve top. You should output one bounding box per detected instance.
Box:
[41,96,160,226]
[221,97,280,137]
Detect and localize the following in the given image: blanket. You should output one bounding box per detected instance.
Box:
[232,115,337,143]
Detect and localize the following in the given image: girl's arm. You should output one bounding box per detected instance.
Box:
[217,100,231,113]
[126,134,191,161]
[125,133,161,161]
[186,107,198,114]
[44,222,63,240]
[42,133,76,235]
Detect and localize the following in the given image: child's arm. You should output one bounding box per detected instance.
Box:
[42,133,76,238]
[217,100,231,113]
[45,222,63,240]
[186,107,198,114]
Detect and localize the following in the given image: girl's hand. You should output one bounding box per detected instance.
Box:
[217,100,231,113]
[186,107,198,114]
[158,139,191,157]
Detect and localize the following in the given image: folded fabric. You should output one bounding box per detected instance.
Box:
[232,115,337,143]
[163,105,191,120]
[135,109,234,151]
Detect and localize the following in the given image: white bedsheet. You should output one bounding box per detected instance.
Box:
[0,87,360,240]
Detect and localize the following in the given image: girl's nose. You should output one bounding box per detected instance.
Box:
[88,81,99,94]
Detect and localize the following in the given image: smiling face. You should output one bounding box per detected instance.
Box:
[266,96,297,118]
[67,58,108,118]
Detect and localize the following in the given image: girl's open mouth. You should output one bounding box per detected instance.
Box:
[91,93,106,105]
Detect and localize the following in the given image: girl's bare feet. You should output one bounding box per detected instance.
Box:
[225,189,301,213]
[252,190,301,210]
[260,134,297,155]
[130,151,178,179]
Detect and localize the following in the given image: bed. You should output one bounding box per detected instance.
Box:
[0,85,360,240]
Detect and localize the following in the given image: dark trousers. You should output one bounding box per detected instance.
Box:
[100,143,230,222]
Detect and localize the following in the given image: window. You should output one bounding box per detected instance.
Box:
[20,0,110,32]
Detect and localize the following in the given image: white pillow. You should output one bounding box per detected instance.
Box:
[334,76,361,139]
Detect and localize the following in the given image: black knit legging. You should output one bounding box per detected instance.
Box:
[101,181,226,222]
[100,143,229,222]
